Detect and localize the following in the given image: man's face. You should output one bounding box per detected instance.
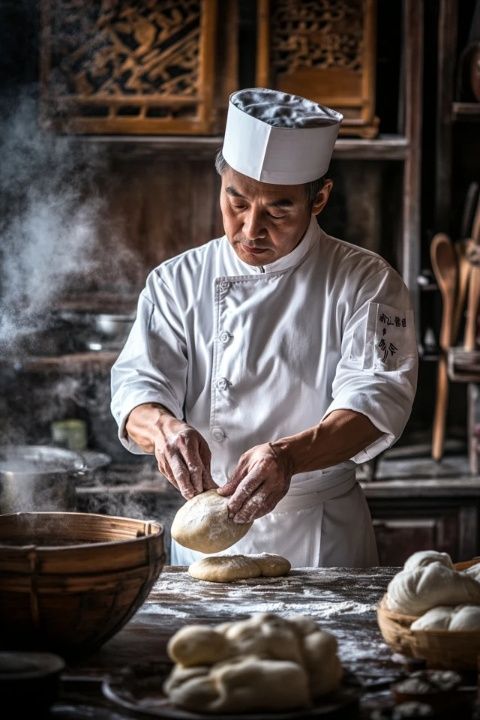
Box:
[220,167,332,266]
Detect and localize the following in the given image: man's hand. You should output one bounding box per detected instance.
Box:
[217,443,292,523]
[126,404,217,499]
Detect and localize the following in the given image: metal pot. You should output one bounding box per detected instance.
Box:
[0,445,88,514]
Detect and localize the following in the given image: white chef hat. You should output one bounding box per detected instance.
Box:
[222,88,343,185]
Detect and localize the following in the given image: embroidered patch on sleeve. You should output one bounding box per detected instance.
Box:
[371,303,416,370]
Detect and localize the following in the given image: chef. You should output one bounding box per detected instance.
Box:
[111,88,418,568]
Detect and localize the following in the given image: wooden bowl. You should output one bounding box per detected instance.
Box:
[0,512,165,657]
[377,558,480,669]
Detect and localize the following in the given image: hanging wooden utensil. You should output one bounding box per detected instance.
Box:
[453,182,480,342]
[430,232,458,461]
[464,194,480,351]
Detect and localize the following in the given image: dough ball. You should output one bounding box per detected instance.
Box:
[221,613,304,665]
[167,625,231,666]
[163,665,218,708]
[167,655,310,713]
[451,604,480,629]
[189,555,262,582]
[171,489,253,553]
[188,553,291,583]
[410,606,453,630]
[164,613,342,713]
[411,604,480,631]
[288,615,320,637]
[163,664,211,694]
[302,630,343,697]
[251,553,292,577]
[403,550,454,572]
[386,560,480,615]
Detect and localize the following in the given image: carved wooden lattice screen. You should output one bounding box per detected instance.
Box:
[40,0,224,134]
[256,0,379,138]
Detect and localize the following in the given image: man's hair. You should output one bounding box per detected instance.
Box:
[214,150,325,206]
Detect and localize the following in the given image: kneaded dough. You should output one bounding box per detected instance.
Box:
[386,552,480,615]
[171,489,253,553]
[188,553,291,583]
[164,655,310,714]
[164,612,342,713]
[167,625,231,666]
[403,550,454,572]
[411,604,480,631]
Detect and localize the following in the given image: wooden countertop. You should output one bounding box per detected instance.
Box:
[51,566,417,719]
[84,565,396,668]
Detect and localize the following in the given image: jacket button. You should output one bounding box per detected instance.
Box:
[219,331,231,344]
[211,427,226,442]
[216,377,229,390]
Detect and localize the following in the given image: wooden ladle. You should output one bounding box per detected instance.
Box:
[430,232,458,461]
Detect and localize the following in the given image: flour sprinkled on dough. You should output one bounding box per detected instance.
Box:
[171,489,253,553]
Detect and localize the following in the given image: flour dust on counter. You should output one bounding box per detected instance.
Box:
[146,567,396,669]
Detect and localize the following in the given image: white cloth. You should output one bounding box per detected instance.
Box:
[111,216,418,567]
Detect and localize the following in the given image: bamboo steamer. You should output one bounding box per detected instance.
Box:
[377,558,480,670]
[0,512,165,656]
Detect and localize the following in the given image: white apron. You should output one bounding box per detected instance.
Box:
[111,217,417,567]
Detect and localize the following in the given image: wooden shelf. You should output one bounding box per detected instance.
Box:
[72,133,409,161]
[12,352,119,374]
[452,102,480,121]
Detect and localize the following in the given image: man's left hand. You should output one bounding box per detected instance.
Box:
[217,443,292,523]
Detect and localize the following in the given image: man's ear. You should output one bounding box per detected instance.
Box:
[312,179,333,215]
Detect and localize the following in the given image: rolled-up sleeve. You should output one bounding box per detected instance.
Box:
[322,266,418,462]
[110,269,187,454]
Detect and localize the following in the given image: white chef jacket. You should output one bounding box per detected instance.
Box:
[111,216,418,567]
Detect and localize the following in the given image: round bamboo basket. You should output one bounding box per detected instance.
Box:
[377,558,480,669]
[0,512,165,656]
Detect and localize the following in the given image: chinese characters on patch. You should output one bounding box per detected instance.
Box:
[377,311,407,363]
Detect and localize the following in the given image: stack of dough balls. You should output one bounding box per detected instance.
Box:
[171,489,253,553]
[164,613,343,713]
[385,550,480,629]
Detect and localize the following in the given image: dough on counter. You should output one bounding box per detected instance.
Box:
[386,554,480,615]
[411,604,480,631]
[217,613,304,664]
[403,550,454,572]
[171,489,253,553]
[164,655,310,714]
[188,553,291,583]
[164,612,342,713]
[167,625,232,666]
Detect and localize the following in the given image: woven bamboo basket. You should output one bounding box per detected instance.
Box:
[377,558,480,669]
[0,512,165,657]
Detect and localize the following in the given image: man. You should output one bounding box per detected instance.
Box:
[111,88,418,567]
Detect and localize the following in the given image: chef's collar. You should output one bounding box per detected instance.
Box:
[222,88,342,184]
[227,214,321,275]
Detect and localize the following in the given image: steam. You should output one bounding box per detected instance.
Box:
[0,90,143,349]
[0,90,169,522]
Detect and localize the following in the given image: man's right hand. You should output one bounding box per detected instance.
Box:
[125,403,217,499]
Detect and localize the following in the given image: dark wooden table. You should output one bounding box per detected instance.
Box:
[45,566,437,719]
